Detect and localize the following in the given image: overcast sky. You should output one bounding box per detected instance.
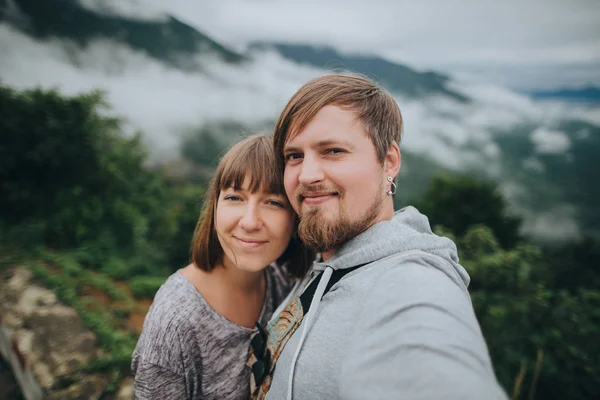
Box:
[139,0,600,90]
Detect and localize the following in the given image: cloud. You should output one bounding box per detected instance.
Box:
[530,127,571,154]
[78,0,169,21]
[141,0,600,89]
[0,25,324,159]
[521,204,581,242]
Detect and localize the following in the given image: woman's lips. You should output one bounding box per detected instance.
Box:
[234,237,267,248]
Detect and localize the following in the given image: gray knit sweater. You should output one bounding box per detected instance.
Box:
[131,265,292,400]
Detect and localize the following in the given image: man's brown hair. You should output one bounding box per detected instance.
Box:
[191,134,313,279]
[273,73,403,166]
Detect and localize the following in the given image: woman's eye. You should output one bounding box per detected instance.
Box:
[267,200,285,208]
[224,195,242,202]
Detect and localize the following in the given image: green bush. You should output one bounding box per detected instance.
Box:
[130,276,166,298]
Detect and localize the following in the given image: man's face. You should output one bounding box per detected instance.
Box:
[283,105,388,254]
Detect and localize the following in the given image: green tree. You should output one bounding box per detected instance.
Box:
[442,224,600,399]
[0,85,172,274]
[414,173,522,249]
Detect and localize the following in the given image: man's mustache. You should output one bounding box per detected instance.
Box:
[296,184,341,203]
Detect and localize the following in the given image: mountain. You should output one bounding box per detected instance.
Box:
[249,42,469,102]
[528,86,600,103]
[2,0,246,70]
[3,0,469,102]
[1,0,598,243]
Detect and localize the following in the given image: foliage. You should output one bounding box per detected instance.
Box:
[160,183,205,271]
[433,223,600,399]
[545,237,600,293]
[0,84,204,276]
[414,173,523,249]
[130,276,167,298]
[24,251,139,387]
[0,83,206,396]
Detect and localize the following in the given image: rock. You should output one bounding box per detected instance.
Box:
[115,376,134,400]
[0,267,110,400]
[45,374,108,400]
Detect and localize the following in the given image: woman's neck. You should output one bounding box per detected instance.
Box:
[180,263,266,328]
[212,261,265,295]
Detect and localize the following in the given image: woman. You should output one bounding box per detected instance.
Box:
[132,135,313,399]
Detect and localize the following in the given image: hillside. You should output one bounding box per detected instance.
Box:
[0,251,157,400]
[2,0,246,69]
[529,86,600,103]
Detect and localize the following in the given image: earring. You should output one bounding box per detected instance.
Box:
[386,176,397,196]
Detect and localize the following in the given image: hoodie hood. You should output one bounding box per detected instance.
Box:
[315,205,470,289]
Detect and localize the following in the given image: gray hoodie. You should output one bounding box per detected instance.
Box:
[264,206,508,400]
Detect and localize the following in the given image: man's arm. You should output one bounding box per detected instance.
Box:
[339,260,509,400]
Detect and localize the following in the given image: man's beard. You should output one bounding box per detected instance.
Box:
[297,185,385,253]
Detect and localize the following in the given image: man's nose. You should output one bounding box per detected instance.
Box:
[298,154,325,185]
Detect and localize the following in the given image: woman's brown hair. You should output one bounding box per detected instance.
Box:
[190,134,313,279]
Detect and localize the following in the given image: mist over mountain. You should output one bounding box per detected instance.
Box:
[528,86,600,104]
[2,0,245,69]
[249,42,469,102]
[1,0,599,243]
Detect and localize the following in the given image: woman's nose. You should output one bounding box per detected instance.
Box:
[239,204,262,231]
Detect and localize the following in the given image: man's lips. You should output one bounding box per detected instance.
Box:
[233,237,267,248]
[300,192,338,206]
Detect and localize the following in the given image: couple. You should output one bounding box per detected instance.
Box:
[132,74,509,399]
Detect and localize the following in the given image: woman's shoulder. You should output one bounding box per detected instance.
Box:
[133,273,207,365]
[265,262,297,303]
[139,273,205,336]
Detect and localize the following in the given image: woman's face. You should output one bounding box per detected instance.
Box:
[215,177,295,273]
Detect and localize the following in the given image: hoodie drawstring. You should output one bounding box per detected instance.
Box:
[286,266,334,400]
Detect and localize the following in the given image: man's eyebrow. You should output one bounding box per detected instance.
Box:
[283,145,302,154]
[314,139,354,149]
[284,139,355,153]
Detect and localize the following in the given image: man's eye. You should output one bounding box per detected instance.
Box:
[326,148,344,154]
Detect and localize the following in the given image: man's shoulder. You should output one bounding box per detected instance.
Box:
[351,254,471,311]
[371,248,469,290]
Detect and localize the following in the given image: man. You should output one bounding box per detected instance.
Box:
[248,74,508,400]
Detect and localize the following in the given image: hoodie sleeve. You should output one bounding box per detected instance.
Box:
[338,259,509,400]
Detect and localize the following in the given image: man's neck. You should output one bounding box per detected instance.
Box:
[321,249,336,262]
[320,204,396,262]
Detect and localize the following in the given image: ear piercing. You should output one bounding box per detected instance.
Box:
[386,176,397,196]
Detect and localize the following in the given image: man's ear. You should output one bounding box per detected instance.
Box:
[384,141,401,179]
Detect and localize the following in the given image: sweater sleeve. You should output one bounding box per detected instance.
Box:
[133,359,188,400]
[131,308,202,399]
[339,260,509,400]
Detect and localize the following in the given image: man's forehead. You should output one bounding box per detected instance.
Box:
[284,104,358,143]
